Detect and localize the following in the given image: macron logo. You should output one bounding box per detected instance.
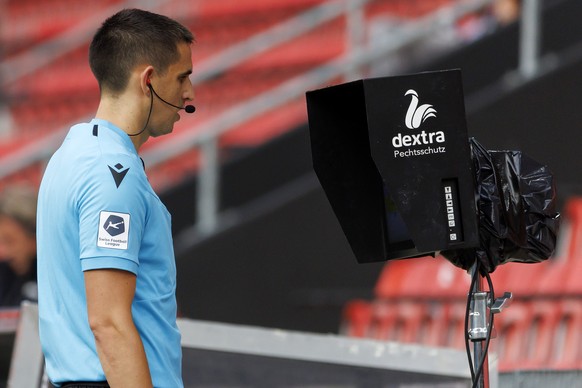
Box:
[404,89,437,129]
[108,163,130,188]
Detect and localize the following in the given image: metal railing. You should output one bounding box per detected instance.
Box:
[519,0,542,79]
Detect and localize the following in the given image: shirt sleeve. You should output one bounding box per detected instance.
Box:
[77,154,147,274]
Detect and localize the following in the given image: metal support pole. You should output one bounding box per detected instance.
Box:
[470,263,490,388]
[519,0,541,79]
[197,136,219,235]
[345,0,366,81]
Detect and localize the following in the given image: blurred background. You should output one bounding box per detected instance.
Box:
[2,0,582,384]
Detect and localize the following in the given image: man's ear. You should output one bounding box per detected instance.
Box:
[139,66,155,95]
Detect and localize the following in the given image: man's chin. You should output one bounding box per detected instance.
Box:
[150,126,174,137]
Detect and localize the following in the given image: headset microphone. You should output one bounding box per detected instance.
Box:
[148,83,196,113]
[129,82,196,137]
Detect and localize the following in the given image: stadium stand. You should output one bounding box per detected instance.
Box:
[341,197,582,371]
[3,0,582,385]
[0,0,458,192]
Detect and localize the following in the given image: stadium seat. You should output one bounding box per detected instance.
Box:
[341,299,373,338]
[563,198,582,261]
[375,256,470,300]
[370,300,431,344]
[493,301,533,371]
[490,261,548,299]
[521,299,562,369]
[548,299,582,370]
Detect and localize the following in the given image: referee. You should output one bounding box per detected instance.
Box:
[37,9,195,387]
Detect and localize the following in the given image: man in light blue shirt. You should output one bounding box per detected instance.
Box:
[37,9,195,387]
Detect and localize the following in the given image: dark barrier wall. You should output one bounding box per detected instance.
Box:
[465,52,582,197]
[176,183,385,333]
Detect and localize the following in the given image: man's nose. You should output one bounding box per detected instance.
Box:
[183,81,195,102]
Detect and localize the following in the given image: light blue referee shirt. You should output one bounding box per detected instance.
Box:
[37,118,183,387]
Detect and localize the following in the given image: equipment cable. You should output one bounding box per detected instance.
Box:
[128,86,154,137]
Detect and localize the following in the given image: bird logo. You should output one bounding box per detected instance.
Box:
[404,90,437,129]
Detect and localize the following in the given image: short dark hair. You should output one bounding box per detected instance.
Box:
[89,8,194,93]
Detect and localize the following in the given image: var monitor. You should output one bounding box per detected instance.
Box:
[306,70,479,263]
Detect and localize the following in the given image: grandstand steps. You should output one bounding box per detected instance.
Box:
[3,0,582,370]
[1,0,582,381]
[1,0,461,190]
[1,0,123,57]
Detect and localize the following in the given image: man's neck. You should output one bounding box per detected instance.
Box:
[95,95,149,151]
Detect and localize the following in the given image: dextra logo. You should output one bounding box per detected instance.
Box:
[391,89,446,156]
[404,89,436,129]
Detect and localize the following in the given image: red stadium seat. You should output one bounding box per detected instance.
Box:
[341,299,373,338]
[563,198,582,261]
[367,300,427,343]
[548,299,582,369]
[375,256,470,300]
[493,301,533,371]
[490,261,548,299]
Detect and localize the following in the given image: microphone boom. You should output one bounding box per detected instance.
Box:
[149,84,195,114]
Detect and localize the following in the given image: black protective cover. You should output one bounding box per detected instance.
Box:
[442,138,560,273]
